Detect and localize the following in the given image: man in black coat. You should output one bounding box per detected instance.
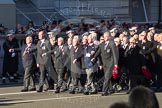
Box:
[2,31,19,83]
[125,37,146,91]
[69,36,84,94]
[9,36,36,92]
[154,33,162,91]
[138,32,155,87]
[93,32,119,96]
[138,32,154,72]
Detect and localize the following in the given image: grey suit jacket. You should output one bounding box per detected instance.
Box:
[36,39,52,65]
[94,40,119,67]
[54,45,68,69]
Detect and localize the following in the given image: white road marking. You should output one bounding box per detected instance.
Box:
[0,90,55,96]
[0,94,101,104]
[0,91,37,96]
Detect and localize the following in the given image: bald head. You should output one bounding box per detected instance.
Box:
[26,36,32,44]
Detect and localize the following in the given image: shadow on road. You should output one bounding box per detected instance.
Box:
[0,98,33,106]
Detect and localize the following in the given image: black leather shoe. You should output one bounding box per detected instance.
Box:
[44,88,49,92]
[49,86,54,90]
[101,92,111,96]
[77,89,83,93]
[90,90,98,95]
[109,89,115,94]
[83,91,89,95]
[55,88,60,93]
[61,87,68,92]
[37,87,43,93]
[21,88,28,92]
[69,90,75,94]
[29,88,36,91]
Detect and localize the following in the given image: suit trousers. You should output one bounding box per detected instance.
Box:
[56,68,65,88]
[24,66,35,89]
[129,75,145,90]
[85,68,96,91]
[38,64,49,89]
[65,68,71,88]
[47,62,58,83]
[103,65,113,93]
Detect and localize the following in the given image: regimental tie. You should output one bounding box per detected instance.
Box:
[40,42,45,50]
[104,42,108,50]
[23,45,31,56]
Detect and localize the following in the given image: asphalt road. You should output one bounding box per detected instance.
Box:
[0,85,162,108]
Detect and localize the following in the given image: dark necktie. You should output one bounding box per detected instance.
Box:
[104,42,108,50]
[23,45,30,56]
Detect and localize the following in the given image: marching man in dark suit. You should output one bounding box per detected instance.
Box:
[154,33,162,91]
[93,31,119,96]
[69,36,84,94]
[125,37,146,92]
[65,37,73,88]
[36,30,56,92]
[54,37,68,93]
[9,36,36,92]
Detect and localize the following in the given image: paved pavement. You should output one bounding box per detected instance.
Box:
[0,84,162,108]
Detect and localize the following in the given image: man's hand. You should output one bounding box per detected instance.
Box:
[114,64,118,67]
[37,64,40,68]
[9,49,14,52]
[73,59,77,64]
[91,58,95,62]
[142,65,147,69]
[99,65,103,70]
[42,53,47,56]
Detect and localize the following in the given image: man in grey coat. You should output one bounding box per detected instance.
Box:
[93,31,119,96]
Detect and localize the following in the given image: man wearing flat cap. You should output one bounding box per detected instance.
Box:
[2,30,19,83]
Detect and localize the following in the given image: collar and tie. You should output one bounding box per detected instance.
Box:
[40,39,45,48]
[59,45,63,49]
[104,41,109,50]
[69,45,72,49]
[23,44,31,56]
[123,44,128,49]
